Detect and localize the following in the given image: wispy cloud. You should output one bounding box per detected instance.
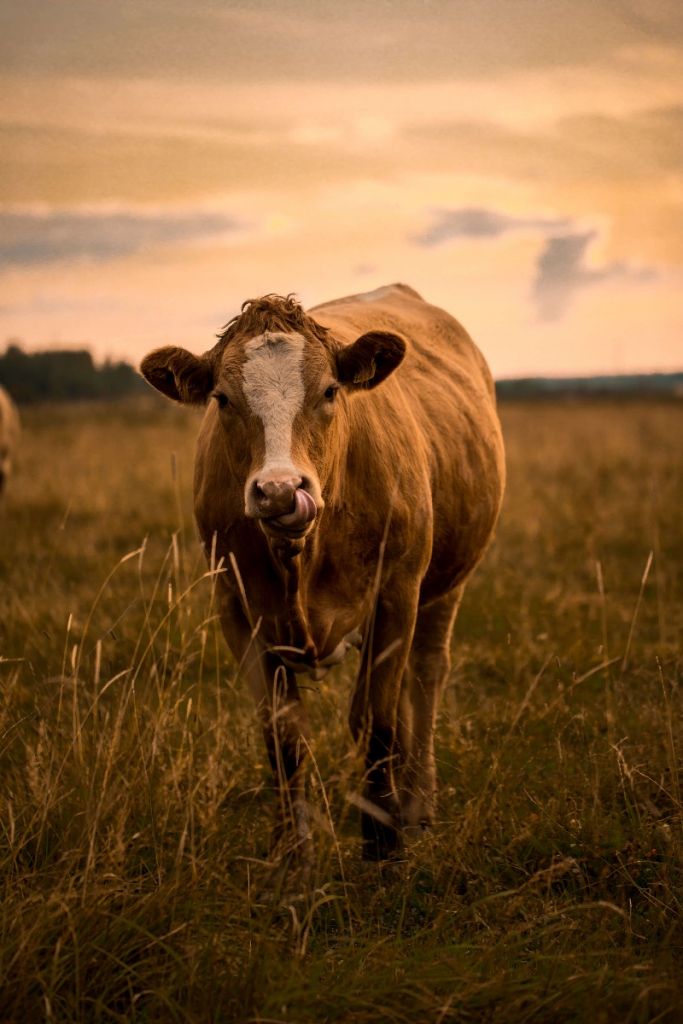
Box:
[2,0,680,82]
[411,206,658,320]
[411,207,570,247]
[533,230,656,320]
[0,209,243,267]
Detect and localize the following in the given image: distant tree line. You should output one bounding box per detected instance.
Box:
[496,372,683,400]
[0,343,148,403]
[2,341,681,404]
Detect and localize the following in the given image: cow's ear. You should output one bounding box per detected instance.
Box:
[140,346,214,405]
[336,331,406,390]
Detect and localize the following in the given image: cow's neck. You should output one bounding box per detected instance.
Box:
[263,418,350,668]
[268,535,317,665]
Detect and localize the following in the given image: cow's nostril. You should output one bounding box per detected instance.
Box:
[251,475,303,516]
[255,476,302,500]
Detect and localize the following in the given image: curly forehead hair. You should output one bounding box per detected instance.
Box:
[213,294,331,353]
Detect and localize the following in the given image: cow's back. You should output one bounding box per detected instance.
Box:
[311,284,505,600]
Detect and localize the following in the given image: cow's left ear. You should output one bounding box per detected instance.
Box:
[336,331,406,390]
[140,346,214,405]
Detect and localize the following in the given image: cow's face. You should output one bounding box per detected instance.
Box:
[141,321,405,540]
[212,330,336,539]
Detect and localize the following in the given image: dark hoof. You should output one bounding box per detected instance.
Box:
[361,812,403,861]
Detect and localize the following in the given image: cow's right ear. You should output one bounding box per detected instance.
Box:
[140,346,214,405]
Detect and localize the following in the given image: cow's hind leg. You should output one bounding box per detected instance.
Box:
[399,586,463,830]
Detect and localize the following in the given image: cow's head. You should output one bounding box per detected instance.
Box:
[140,295,405,540]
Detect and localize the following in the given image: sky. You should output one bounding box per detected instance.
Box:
[0,0,681,378]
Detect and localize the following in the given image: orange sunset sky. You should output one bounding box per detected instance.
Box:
[1,0,681,378]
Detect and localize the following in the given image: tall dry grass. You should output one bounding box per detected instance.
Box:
[0,397,681,1022]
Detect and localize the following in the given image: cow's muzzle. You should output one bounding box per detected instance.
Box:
[248,474,318,536]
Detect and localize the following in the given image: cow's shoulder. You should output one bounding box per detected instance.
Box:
[310,287,491,394]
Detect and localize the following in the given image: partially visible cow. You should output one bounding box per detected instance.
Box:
[0,385,20,499]
[141,284,505,861]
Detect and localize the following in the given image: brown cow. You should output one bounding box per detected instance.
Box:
[0,385,20,499]
[141,284,505,861]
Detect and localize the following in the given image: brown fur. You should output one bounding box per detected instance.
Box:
[141,283,505,862]
[213,294,332,355]
[0,385,20,498]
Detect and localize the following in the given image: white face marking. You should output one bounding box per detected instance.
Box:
[241,331,305,476]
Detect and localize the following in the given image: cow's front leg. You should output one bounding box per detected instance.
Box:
[255,653,312,863]
[349,589,418,861]
[218,591,312,863]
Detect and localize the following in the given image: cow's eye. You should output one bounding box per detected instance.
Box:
[212,391,229,409]
[323,385,338,401]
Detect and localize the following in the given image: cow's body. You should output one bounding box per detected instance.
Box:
[0,385,20,498]
[141,284,504,860]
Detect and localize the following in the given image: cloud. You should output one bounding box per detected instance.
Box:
[404,106,683,194]
[0,209,243,266]
[412,207,570,247]
[411,207,658,320]
[2,0,681,82]
[533,230,656,319]
[0,121,397,204]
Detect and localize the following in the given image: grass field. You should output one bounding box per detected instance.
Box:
[0,396,682,1023]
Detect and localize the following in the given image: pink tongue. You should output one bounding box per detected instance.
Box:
[275,488,317,529]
